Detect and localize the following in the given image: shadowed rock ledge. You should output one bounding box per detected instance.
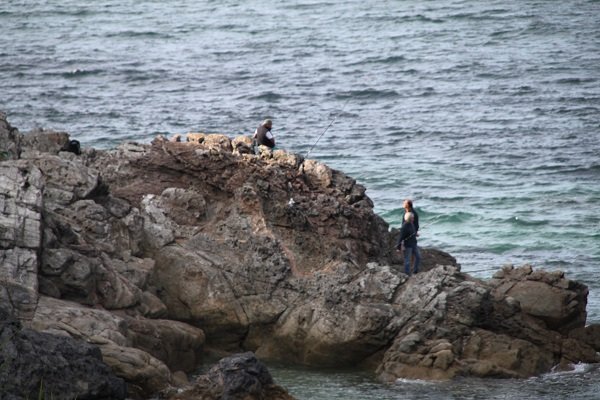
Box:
[1,112,599,399]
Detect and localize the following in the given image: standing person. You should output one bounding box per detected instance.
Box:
[402,198,420,270]
[253,119,275,149]
[396,211,421,275]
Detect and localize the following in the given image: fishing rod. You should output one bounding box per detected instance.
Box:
[467,267,499,274]
[303,98,351,160]
[395,222,429,250]
[285,98,351,205]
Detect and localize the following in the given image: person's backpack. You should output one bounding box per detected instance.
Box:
[64,139,81,155]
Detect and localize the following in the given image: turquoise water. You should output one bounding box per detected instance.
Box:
[2,1,599,398]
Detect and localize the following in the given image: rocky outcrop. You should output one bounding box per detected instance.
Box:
[489,264,588,333]
[377,264,599,381]
[25,295,205,398]
[1,115,205,399]
[0,306,126,400]
[1,112,599,398]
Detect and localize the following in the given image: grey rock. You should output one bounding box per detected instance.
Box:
[0,306,126,400]
[170,352,295,400]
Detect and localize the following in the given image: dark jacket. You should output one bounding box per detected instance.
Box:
[397,222,417,249]
[255,125,275,148]
[402,209,419,233]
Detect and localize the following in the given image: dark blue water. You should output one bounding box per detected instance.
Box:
[2,1,599,398]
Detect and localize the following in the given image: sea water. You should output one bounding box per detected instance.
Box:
[2,1,599,398]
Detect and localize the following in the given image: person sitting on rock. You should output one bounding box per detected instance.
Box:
[396,211,421,275]
[253,119,275,150]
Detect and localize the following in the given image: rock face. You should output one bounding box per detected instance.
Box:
[1,112,599,398]
[0,306,126,400]
[377,264,598,381]
[1,115,205,399]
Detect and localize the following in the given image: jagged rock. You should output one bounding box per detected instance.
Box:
[490,264,587,333]
[203,133,233,152]
[0,306,126,400]
[256,144,274,158]
[232,135,254,155]
[0,162,44,249]
[303,159,333,188]
[0,160,44,319]
[255,263,402,365]
[377,265,599,381]
[19,128,70,158]
[28,296,205,399]
[31,155,100,208]
[169,352,295,400]
[569,324,600,352]
[272,149,303,168]
[186,132,206,143]
[0,112,22,160]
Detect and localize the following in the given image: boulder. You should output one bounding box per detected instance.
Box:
[83,137,600,381]
[0,306,126,400]
[377,265,599,381]
[126,317,206,372]
[302,159,333,188]
[169,352,295,400]
[490,265,587,333]
[20,128,70,157]
[101,343,172,399]
[232,135,254,155]
[28,296,205,399]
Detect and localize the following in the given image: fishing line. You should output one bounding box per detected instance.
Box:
[285,98,350,205]
[303,98,351,160]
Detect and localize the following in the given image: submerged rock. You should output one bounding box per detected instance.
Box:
[1,112,599,397]
[169,352,295,400]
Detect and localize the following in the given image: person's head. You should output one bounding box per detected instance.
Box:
[262,119,272,129]
[403,199,413,211]
[404,212,414,223]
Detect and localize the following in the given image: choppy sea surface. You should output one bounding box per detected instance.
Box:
[2,1,599,398]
